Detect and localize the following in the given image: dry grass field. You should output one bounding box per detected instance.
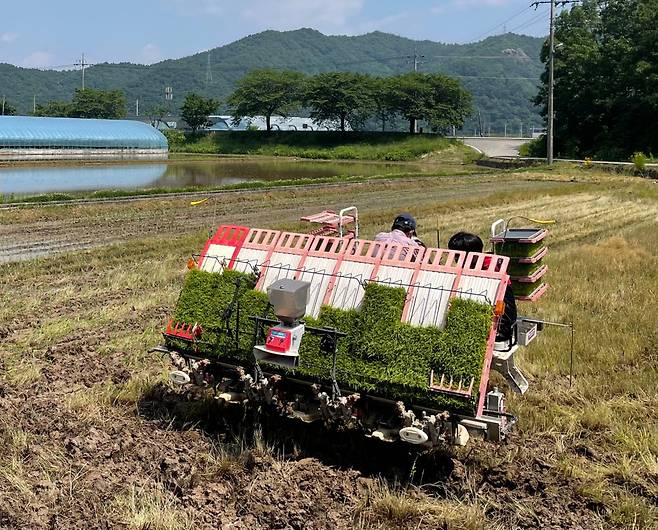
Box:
[1,165,657,528]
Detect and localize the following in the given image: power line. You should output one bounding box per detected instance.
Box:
[454,75,538,80]
[506,8,551,34]
[431,55,531,60]
[470,4,535,42]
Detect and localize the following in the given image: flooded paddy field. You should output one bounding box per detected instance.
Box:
[0,157,438,198]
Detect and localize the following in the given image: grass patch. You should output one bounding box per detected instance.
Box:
[354,479,488,529]
[2,355,43,386]
[169,269,493,415]
[112,484,193,530]
[170,130,469,162]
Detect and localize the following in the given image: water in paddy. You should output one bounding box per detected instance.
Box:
[0,158,431,197]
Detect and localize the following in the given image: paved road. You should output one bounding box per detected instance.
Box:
[460,137,528,158]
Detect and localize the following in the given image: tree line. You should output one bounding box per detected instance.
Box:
[534,0,657,160]
[14,70,473,135]
[226,70,472,134]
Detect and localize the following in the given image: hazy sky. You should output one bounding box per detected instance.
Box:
[1,0,550,69]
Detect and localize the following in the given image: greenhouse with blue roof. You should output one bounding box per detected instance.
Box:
[0,116,168,161]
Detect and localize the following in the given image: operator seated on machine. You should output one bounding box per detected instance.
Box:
[375,213,425,258]
[447,232,517,343]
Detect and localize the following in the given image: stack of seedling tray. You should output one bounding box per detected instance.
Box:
[491,227,548,301]
[167,268,494,416]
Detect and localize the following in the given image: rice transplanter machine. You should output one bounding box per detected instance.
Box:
[156,208,553,447]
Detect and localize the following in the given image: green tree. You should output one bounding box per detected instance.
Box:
[387,73,472,134]
[180,93,219,132]
[304,72,375,131]
[69,88,127,119]
[1,98,17,116]
[371,77,397,132]
[147,104,171,129]
[535,0,658,159]
[33,100,73,117]
[227,69,305,131]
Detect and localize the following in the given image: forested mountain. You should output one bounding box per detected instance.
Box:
[0,29,545,133]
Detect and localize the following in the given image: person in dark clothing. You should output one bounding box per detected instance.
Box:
[447,232,518,342]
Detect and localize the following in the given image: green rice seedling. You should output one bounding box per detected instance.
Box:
[506,261,544,278]
[511,280,546,298]
[493,241,545,258]
[169,270,493,414]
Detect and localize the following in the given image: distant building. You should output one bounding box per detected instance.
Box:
[205,115,350,132]
[0,116,168,161]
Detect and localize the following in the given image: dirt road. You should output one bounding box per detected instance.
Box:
[462,137,527,158]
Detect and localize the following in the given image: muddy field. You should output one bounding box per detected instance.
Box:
[1,168,658,528]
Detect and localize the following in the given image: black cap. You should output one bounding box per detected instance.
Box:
[392,213,417,232]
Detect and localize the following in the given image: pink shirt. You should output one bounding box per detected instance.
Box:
[374,229,420,260]
[374,229,419,247]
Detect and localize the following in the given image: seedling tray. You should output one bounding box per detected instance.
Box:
[510,264,548,283]
[490,228,548,244]
[512,278,548,298]
[507,261,543,278]
[493,241,546,259]
[514,246,548,264]
[514,282,549,302]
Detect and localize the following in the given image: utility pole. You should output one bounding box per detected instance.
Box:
[405,46,425,133]
[412,46,425,72]
[33,94,36,113]
[136,99,139,117]
[82,53,86,89]
[405,45,425,73]
[75,53,89,90]
[532,0,579,164]
[1,95,5,115]
[547,0,555,165]
[205,51,213,86]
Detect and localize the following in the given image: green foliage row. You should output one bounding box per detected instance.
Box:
[169,269,494,414]
[536,0,658,160]
[32,88,127,119]
[169,130,461,161]
[226,70,473,134]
